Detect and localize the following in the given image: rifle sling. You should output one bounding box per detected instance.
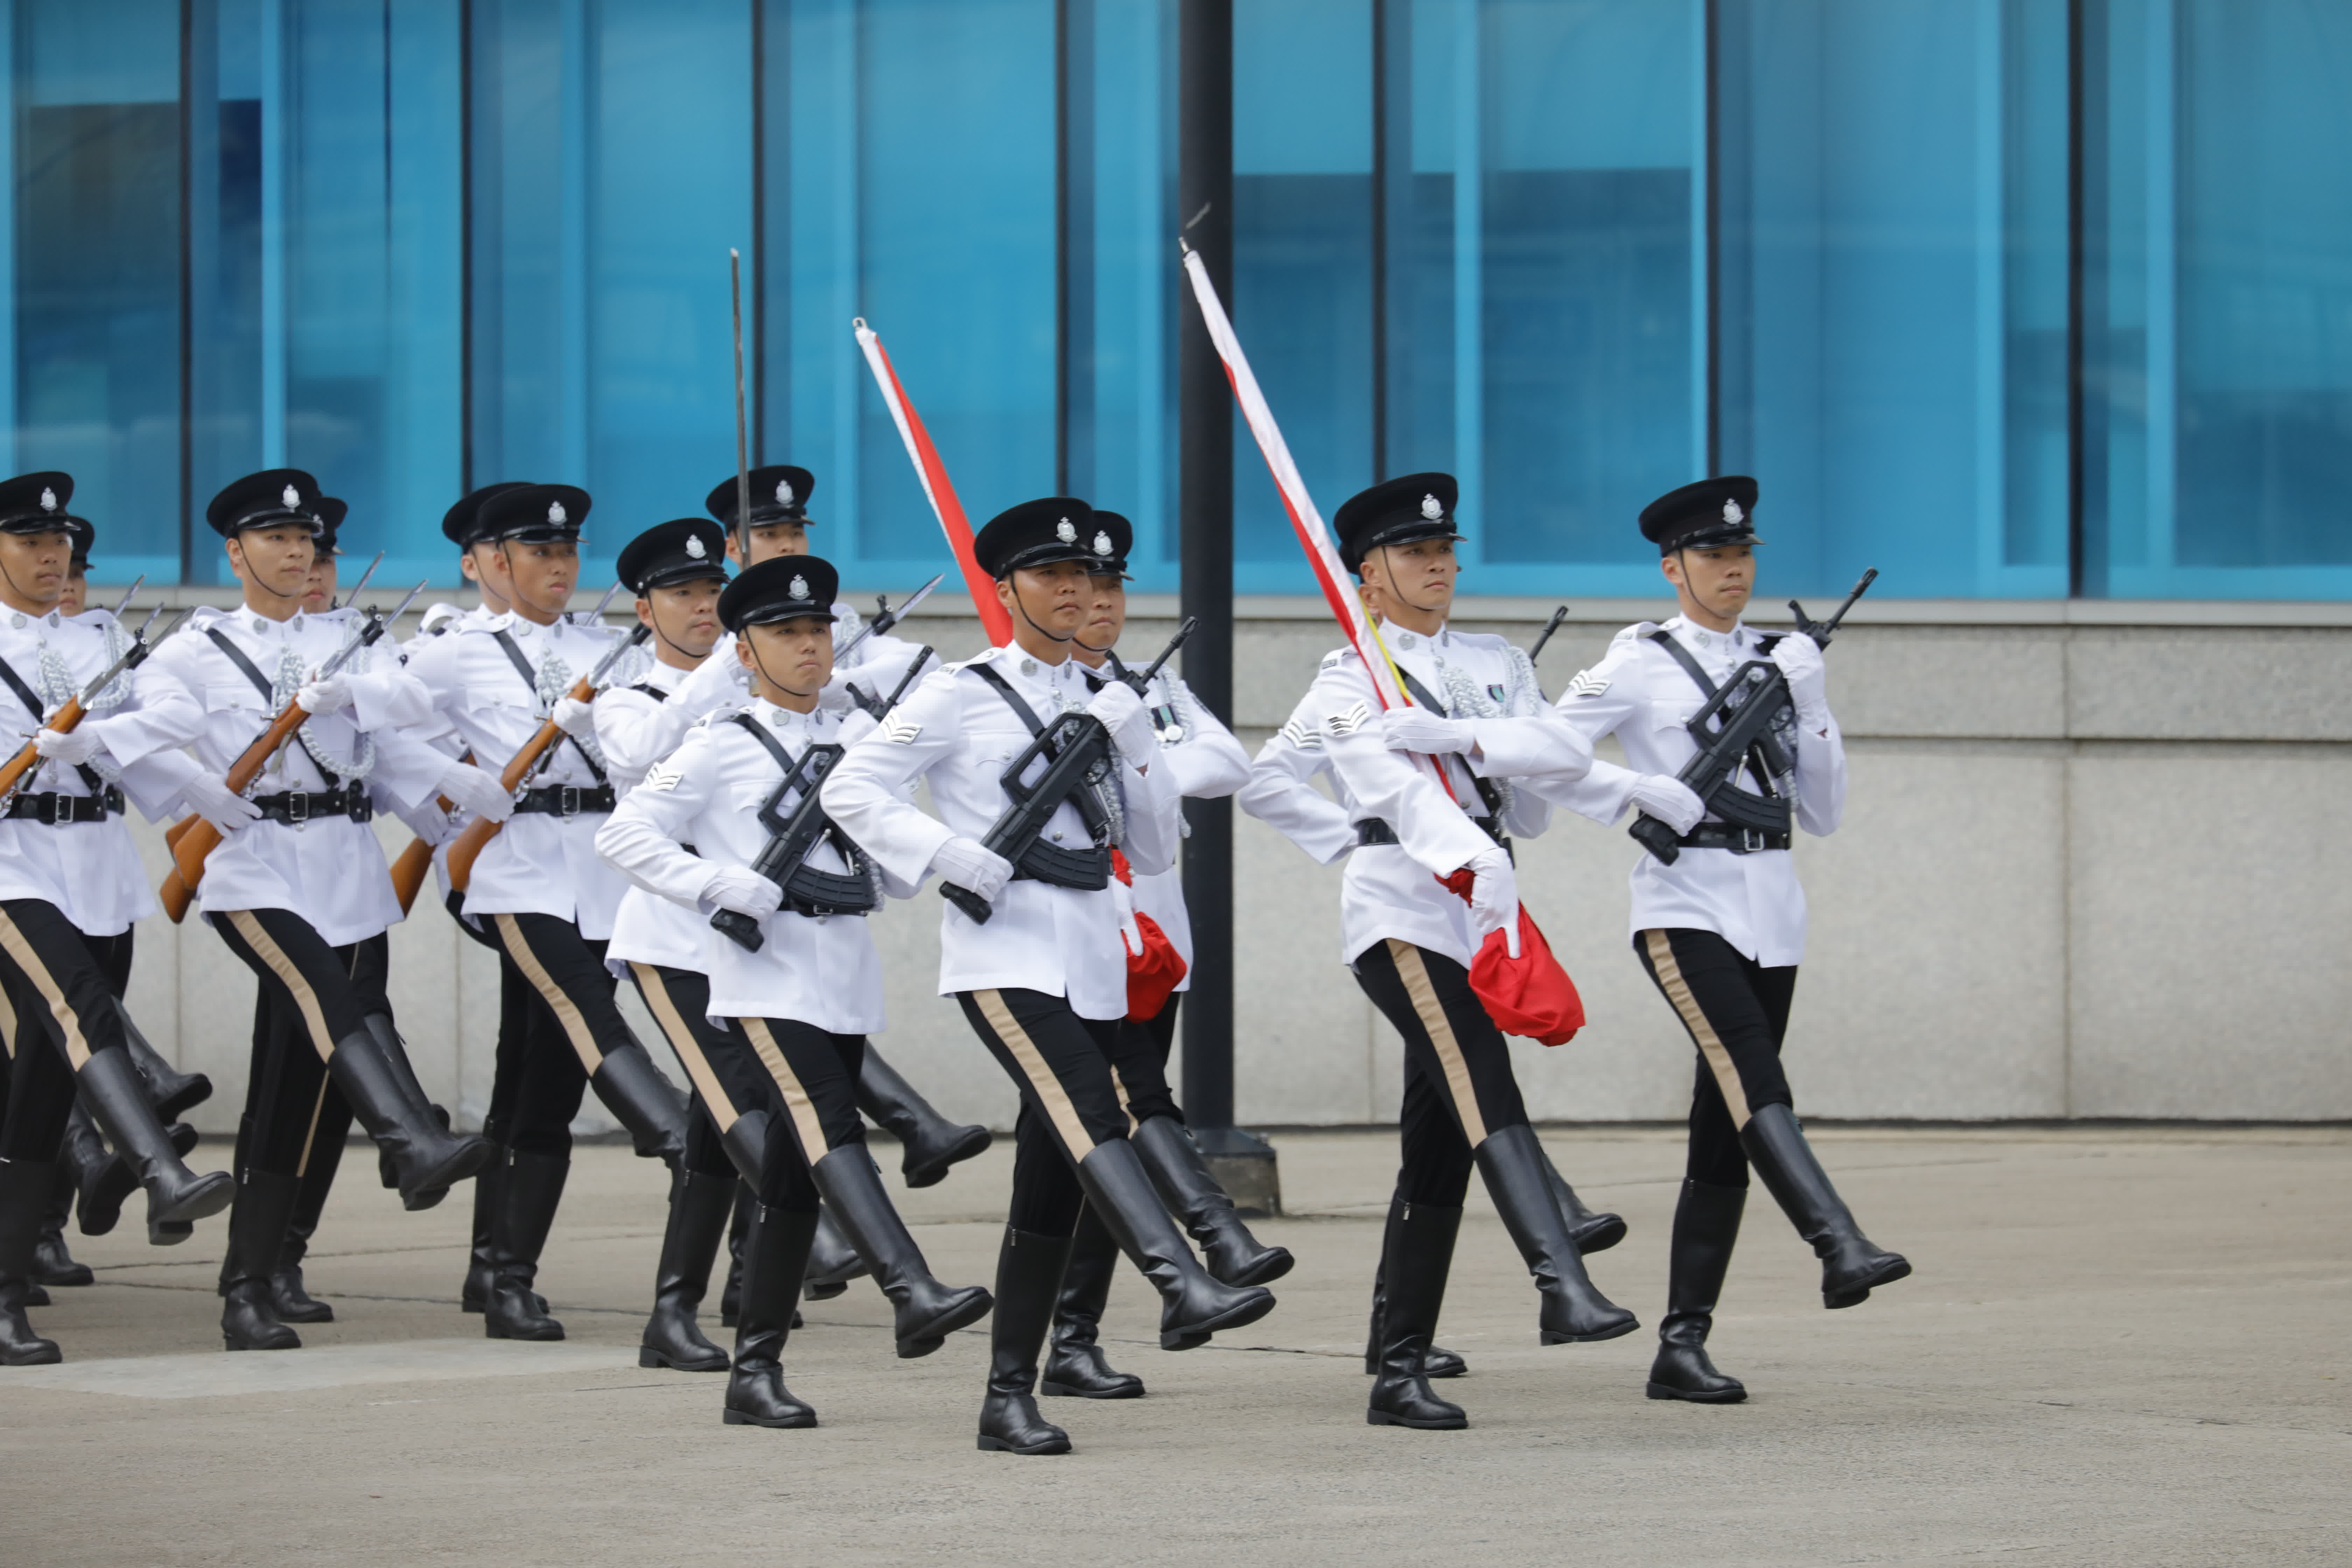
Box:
[965,661,1113,890]
[726,712,877,915]
[1646,628,1789,835]
[205,625,351,790]
[0,652,105,798]
[491,627,607,783]
[1392,665,1510,828]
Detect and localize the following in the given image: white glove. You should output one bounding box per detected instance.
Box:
[834,709,882,748]
[437,762,515,822]
[1462,847,1521,959]
[552,695,597,738]
[931,835,1015,904]
[1086,681,1157,769]
[1382,709,1475,756]
[181,775,262,835]
[1629,774,1706,834]
[703,866,783,920]
[31,724,101,766]
[296,675,352,715]
[1771,634,1829,724]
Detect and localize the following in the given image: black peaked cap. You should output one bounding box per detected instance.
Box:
[65,515,94,565]
[1333,472,1461,573]
[719,555,839,632]
[0,471,84,536]
[477,483,590,544]
[442,481,533,546]
[707,465,816,530]
[314,497,348,556]
[206,469,324,539]
[1639,476,1762,554]
[618,518,729,596]
[975,497,1110,579]
[1085,510,1135,576]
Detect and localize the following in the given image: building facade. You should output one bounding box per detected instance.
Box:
[7,0,2349,602]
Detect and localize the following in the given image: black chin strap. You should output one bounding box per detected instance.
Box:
[1008,576,1076,646]
[1673,548,1743,624]
[1372,545,1448,618]
[745,632,823,704]
[645,596,705,666]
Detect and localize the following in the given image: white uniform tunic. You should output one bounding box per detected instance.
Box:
[1535,614,1846,968]
[1238,624,1590,969]
[1094,667,1248,988]
[143,604,443,946]
[821,643,1184,1021]
[595,663,710,975]
[596,699,905,1032]
[651,603,932,763]
[399,610,638,938]
[0,606,204,934]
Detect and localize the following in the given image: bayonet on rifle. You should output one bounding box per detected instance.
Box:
[834,572,946,665]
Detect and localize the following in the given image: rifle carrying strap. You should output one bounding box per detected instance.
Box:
[1646,628,1788,842]
[0,652,106,799]
[1392,665,1509,831]
[206,625,348,789]
[491,626,607,783]
[967,662,1051,738]
[729,709,805,780]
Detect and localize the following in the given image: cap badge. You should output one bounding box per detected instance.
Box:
[1056,518,1077,544]
[788,574,810,601]
[548,500,568,525]
[38,487,56,512]
[282,484,301,510]
[684,533,707,559]
[1723,499,1744,525]
[1420,494,1443,521]
[776,479,795,505]
[1093,531,1112,556]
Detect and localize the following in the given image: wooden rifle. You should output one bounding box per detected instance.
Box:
[0,602,180,809]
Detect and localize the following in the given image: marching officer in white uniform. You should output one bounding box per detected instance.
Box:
[600,554,995,1428]
[400,483,691,1343]
[824,497,1276,1457]
[1535,475,1909,1404]
[593,517,755,1375]
[0,472,237,1365]
[1238,472,1634,1431]
[1039,510,1292,1403]
[146,469,497,1351]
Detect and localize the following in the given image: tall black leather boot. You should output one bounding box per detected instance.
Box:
[325,1028,492,1207]
[800,1206,869,1302]
[34,1164,91,1288]
[854,1050,990,1188]
[483,1151,568,1342]
[586,1044,689,1167]
[812,1145,992,1358]
[220,1171,303,1351]
[364,1015,450,1210]
[1075,1137,1274,1350]
[65,1109,198,1240]
[118,1001,211,1122]
[720,1182,750,1327]
[1362,1200,1467,1379]
[723,1202,819,1428]
[460,1146,503,1312]
[1041,1203,1142,1398]
[0,1160,63,1365]
[1740,1104,1911,1308]
[639,1168,734,1372]
[77,1047,233,1243]
[1130,1116,1294,1287]
[271,1129,345,1326]
[719,1108,770,1186]
[1647,1179,1748,1402]
[1536,1140,1627,1254]
[1474,1123,1638,1344]
[1366,1200,1466,1429]
[977,1226,1073,1454]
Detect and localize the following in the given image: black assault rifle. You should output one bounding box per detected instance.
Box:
[710,644,935,952]
[1628,568,1876,866]
[940,617,1198,925]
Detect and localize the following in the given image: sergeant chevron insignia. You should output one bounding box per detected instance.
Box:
[1566,670,1611,699]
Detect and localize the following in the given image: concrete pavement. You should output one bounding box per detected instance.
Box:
[1,1125,2345,1566]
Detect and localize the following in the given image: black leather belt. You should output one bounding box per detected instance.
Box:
[513,783,616,817]
[1354,816,1508,850]
[1678,822,1791,854]
[251,783,372,825]
[3,785,124,824]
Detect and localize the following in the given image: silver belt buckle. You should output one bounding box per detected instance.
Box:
[557,784,581,817]
[1740,826,1766,854]
[285,791,310,825]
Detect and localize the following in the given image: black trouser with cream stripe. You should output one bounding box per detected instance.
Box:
[483,912,645,1160]
[1099,996,1183,1129]
[955,988,1129,1238]
[714,1016,869,1211]
[1351,938,1532,1209]
[0,899,138,1162]
[206,910,393,1177]
[624,963,768,1182]
[1632,928,1798,1190]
